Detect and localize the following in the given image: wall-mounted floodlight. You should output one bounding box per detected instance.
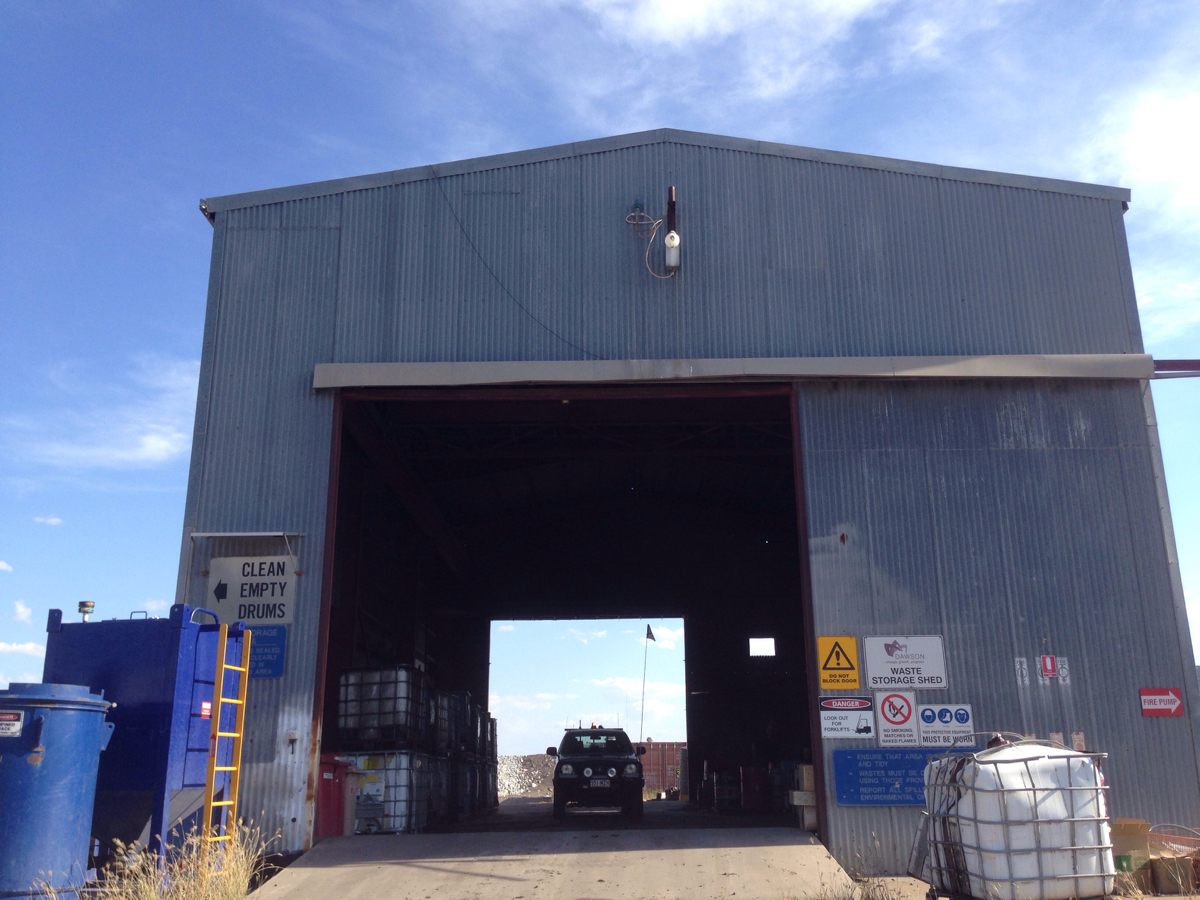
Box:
[625,186,680,279]
[664,186,680,271]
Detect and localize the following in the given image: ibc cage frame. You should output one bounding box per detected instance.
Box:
[920,734,1113,900]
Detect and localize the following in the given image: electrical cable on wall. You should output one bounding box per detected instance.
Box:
[431,168,605,360]
[626,186,680,280]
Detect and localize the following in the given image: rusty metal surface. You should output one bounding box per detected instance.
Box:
[175,132,1185,862]
[639,741,687,793]
[795,379,1200,874]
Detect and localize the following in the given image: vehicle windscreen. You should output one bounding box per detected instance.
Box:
[560,732,634,755]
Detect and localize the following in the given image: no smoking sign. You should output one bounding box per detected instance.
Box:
[875,691,918,746]
[880,693,912,724]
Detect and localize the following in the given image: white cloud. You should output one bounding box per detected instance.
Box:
[641,625,684,650]
[34,515,62,526]
[14,601,32,625]
[1119,93,1200,215]
[0,642,46,658]
[281,0,1016,146]
[489,692,578,713]
[1075,75,1200,346]
[568,627,608,643]
[0,671,42,690]
[143,599,171,613]
[498,624,515,631]
[5,355,199,470]
[0,561,11,572]
[591,677,685,725]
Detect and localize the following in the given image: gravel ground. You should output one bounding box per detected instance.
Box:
[496,754,556,797]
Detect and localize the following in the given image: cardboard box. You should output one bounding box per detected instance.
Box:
[1111,819,1153,894]
[1152,855,1196,895]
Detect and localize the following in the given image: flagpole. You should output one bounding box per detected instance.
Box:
[639,631,649,742]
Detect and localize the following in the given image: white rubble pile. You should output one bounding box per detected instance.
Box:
[497,754,555,797]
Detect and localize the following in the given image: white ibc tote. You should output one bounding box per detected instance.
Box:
[922,739,1114,900]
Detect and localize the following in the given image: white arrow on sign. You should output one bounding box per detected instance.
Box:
[1140,688,1183,716]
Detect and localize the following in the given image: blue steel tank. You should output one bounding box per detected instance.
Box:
[42,605,244,861]
[0,683,114,900]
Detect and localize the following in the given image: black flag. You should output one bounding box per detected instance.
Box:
[646,625,655,642]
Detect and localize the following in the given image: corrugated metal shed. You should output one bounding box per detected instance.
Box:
[199,129,1142,363]
[797,378,1199,872]
[176,129,1196,864]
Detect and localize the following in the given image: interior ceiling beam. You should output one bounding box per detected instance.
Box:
[376,422,794,459]
[342,405,472,580]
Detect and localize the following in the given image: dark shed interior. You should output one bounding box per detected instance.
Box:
[321,386,814,796]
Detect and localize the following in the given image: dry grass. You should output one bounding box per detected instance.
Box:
[36,820,276,900]
[852,877,906,900]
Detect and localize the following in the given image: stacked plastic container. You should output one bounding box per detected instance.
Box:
[337,667,432,749]
[335,671,498,831]
[342,751,431,834]
[434,691,498,821]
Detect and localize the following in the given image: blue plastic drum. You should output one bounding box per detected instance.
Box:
[0,683,114,899]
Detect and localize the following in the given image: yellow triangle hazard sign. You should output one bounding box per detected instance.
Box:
[817,636,861,689]
[822,641,856,671]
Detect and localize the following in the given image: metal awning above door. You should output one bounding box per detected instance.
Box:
[313,354,1155,390]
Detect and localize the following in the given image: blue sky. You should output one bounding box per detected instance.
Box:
[490,619,686,755]
[1,3,1197,715]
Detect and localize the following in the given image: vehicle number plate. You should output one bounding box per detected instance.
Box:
[589,778,610,788]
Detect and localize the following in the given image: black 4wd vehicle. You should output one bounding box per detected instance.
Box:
[548,727,646,819]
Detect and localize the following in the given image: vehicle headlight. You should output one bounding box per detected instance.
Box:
[624,763,638,776]
[583,767,592,777]
[608,767,617,778]
[560,764,574,776]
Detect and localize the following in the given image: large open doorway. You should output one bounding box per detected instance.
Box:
[316,385,816,818]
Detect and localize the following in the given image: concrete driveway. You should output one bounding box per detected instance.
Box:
[254,802,855,900]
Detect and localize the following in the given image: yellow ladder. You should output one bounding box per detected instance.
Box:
[202,623,252,861]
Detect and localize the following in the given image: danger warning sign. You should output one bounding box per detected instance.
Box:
[818,636,860,690]
[875,691,918,746]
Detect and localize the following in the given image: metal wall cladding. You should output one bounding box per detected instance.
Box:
[796,379,1200,874]
[177,198,342,852]
[180,135,1161,856]
[639,741,687,793]
[324,138,1139,364]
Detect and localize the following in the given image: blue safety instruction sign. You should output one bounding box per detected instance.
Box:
[249,625,287,679]
[833,748,949,806]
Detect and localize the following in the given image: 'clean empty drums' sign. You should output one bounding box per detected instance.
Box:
[207,556,295,625]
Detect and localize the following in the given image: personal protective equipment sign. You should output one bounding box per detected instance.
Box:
[819,696,875,739]
[207,556,294,625]
[875,691,919,746]
[917,703,974,746]
[865,635,947,690]
[817,636,860,689]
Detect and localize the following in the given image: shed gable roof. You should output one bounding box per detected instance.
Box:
[200,127,1128,218]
